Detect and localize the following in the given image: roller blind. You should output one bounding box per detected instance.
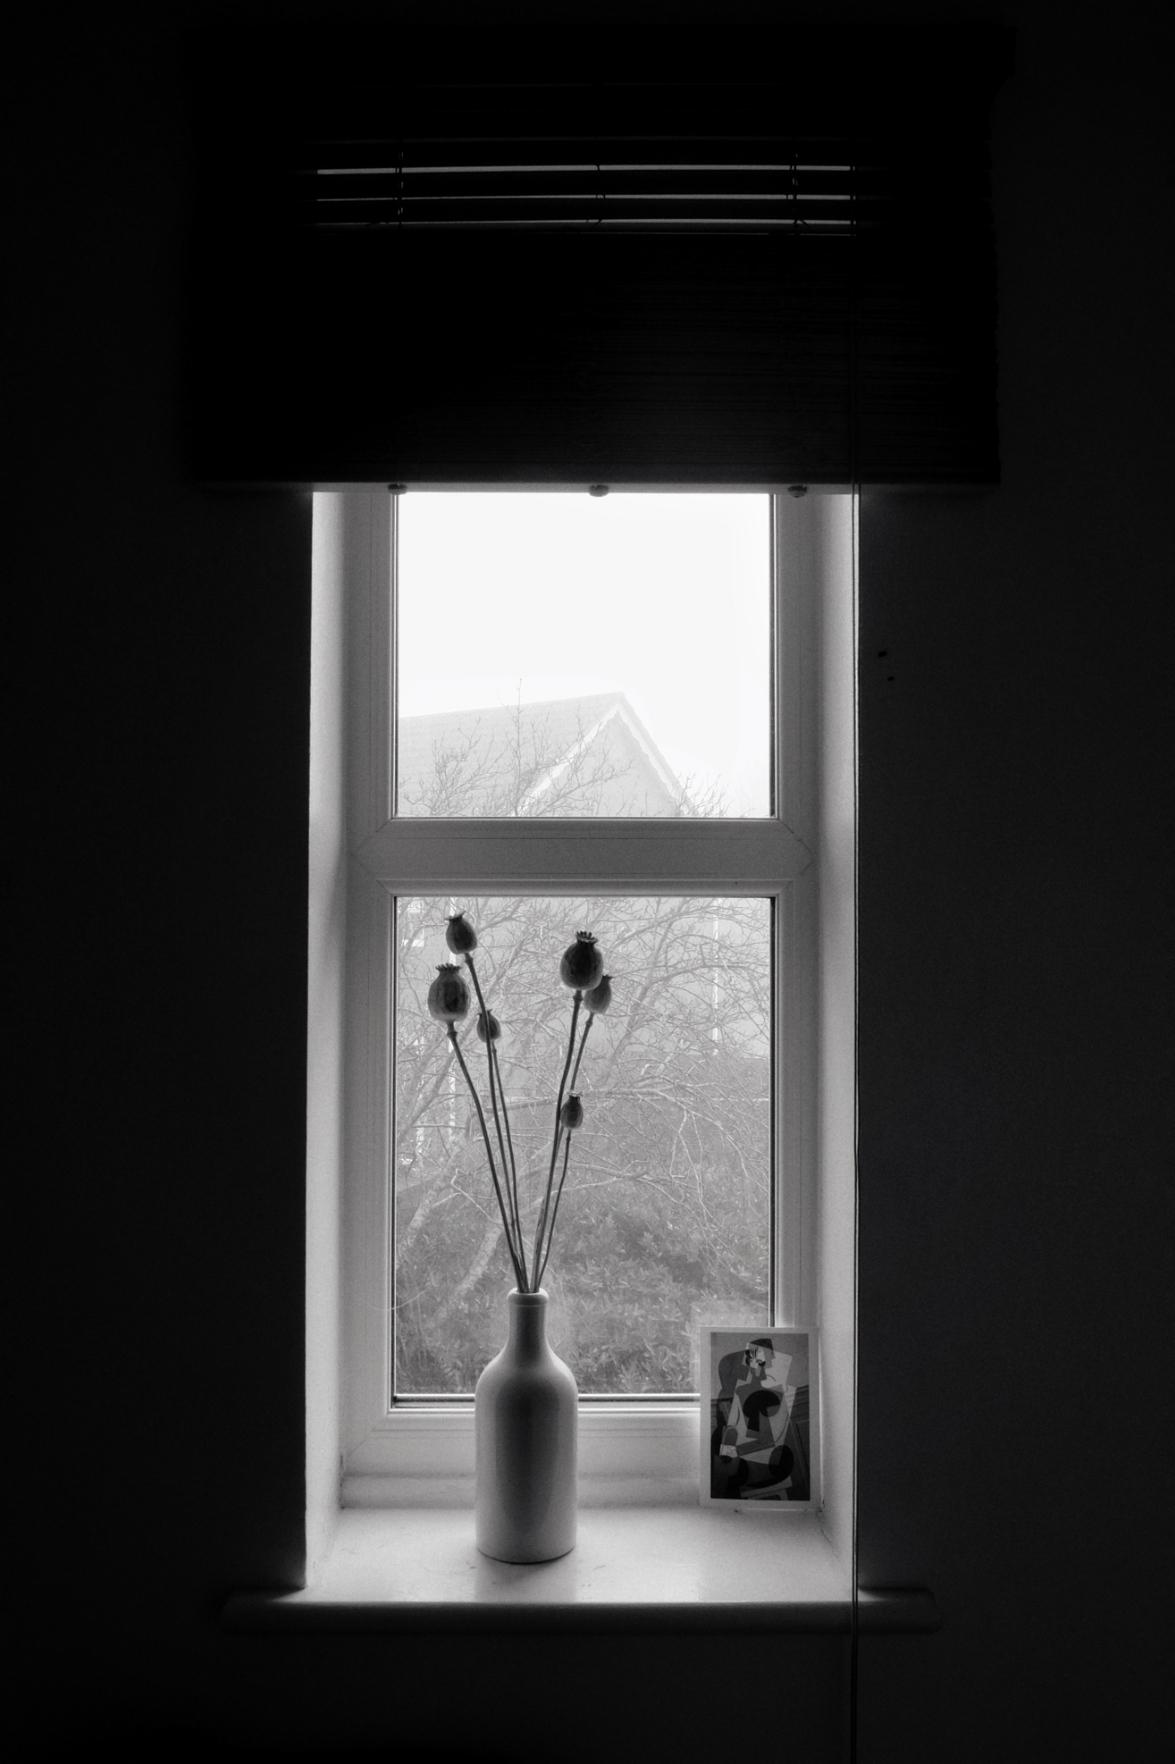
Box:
[189,22,1011,487]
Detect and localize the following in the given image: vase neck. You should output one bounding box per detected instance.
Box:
[506,1289,550,1359]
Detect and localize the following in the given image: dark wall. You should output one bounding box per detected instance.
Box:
[11,0,1172,1756]
[854,8,1173,1752]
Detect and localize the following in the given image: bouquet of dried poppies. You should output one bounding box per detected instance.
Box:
[428,913,613,1291]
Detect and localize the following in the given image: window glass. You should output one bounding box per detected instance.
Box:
[394,894,772,1395]
[396,494,771,818]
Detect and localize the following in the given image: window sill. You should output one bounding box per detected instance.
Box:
[223,1508,937,1635]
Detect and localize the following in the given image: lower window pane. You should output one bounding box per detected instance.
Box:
[394,895,772,1397]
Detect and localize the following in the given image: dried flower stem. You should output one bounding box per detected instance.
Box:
[488,1032,526,1282]
[532,990,582,1278]
[537,1131,575,1288]
[533,1011,595,1280]
[568,1011,595,1094]
[464,954,526,1283]
[447,1026,526,1289]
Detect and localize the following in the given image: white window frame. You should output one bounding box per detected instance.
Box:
[309,489,856,1525]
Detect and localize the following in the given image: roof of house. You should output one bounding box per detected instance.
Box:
[396,691,683,815]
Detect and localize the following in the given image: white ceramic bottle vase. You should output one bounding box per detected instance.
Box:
[474,1288,578,1563]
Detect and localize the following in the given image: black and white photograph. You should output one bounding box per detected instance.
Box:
[10,0,1171,1756]
[702,1329,817,1506]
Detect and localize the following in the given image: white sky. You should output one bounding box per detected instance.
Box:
[397,493,771,813]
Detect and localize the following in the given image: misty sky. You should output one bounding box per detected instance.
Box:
[397,492,771,814]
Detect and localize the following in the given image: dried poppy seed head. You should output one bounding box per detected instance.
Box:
[560,931,604,992]
[584,974,613,1016]
[428,963,470,1023]
[445,912,478,955]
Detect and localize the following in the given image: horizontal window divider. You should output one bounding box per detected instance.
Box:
[391,1392,697,1407]
[356,816,812,891]
[374,1402,699,1425]
[345,1405,704,1496]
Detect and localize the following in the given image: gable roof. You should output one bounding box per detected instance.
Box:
[396,691,683,815]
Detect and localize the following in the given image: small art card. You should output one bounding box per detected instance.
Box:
[700,1327,818,1507]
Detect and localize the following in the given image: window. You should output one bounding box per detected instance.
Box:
[311,489,856,1514]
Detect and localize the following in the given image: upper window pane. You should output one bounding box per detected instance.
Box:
[396,493,771,817]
